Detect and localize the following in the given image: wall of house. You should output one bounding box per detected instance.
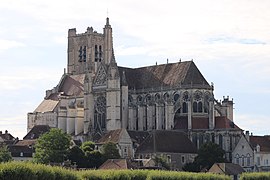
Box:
[232,135,254,172]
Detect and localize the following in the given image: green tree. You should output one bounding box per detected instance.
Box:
[183,142,226,172]
[153,156,170,170]
[101,142,120,160]
[67,145,86,168]
[80,141,104,168]
[34,128,71,164]
[0,145,12,162]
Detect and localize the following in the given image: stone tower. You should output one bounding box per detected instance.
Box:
[67,17,113,75]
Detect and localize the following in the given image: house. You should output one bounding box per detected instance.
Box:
[232,131,254,172]
[96,129,133,158]
[0,130,16,146]
[8,125,51,161]
[250,135,270,172]
[208,163,245,180]
[135,130,197,170]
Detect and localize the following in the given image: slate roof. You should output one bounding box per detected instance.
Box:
[0,131,15,141]
[209,163,245,175]
[99,159,129,170]
[127,131,150,145]
[136,130,197,154]
[118,61,210,90]
[174,116,241,130]
[23,125,51,140]
[250,136,270,152]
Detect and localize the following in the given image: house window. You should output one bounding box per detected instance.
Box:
[182,102,188,113]
[167,155,171,163]
[257,157,260,166]
[247,155,250,166]
[236,154,239,165]
[20,152,23,157]
[181,156,185,164]
[266,159,269,165]
[242,156,245,166]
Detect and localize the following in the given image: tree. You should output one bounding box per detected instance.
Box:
[101,142,120,160]
[153,155,170,170]
[34,128,71,164]
[67,145,86,168]
[76,141,104,168]
[183,142,226,172]
[0,145,12,162]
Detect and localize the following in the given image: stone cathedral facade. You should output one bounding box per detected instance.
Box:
[27,18,242,161]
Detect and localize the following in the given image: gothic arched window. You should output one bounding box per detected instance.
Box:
[182,102,188,113]
[182,91,189,113]
[193,91,203,113]
[94,96,106,130]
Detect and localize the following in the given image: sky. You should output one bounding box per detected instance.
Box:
[0,0,270,139]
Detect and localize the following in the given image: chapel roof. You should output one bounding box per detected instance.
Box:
[136,130,197,154]
[250,136,270,152]
[97,129,125,144]
[118,61,210,90]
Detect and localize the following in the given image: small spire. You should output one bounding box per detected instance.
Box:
[106,17,110,26]
[122,71,128,86]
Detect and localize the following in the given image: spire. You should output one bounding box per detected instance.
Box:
[105,17,111,28]
[121,71,128,86]
[109,48,117,66]
[106,17,110,26]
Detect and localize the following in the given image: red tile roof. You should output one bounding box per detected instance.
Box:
[250,136,270,152]
[174,116,241,130]
[99,159,128,170]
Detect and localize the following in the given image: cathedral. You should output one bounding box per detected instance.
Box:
[27,18,242,161]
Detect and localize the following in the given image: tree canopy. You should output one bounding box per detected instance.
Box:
[34,128,71,164]
[183,142,226,172]
[0,145,12,163]
[101,142,120,160]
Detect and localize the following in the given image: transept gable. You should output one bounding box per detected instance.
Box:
[93,63,107,87]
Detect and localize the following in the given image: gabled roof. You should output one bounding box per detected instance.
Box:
[174,116,241,130]
[118,61,210,90]
[0,130,15,141]
[136,130,197,154]
[99,159,129,170]
[97,129,125,144]
[23,125,51,140]
[250,136,270,152]
[58,74,85,97]
[34,99,59,113]
[127,130,150,145]
[209,163,245,175]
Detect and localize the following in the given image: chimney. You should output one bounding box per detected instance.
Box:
[5,130,8,134]
[0,131,2,135]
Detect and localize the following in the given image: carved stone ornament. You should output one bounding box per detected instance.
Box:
[94,65,107,86]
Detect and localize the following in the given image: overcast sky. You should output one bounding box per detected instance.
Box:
[0,0,270,138]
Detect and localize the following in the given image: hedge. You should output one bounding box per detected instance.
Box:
[240,172,270,180]
[0,162,230,180]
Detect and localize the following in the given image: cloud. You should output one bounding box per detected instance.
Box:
[0,39,25,51]
[235,114,270,135]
